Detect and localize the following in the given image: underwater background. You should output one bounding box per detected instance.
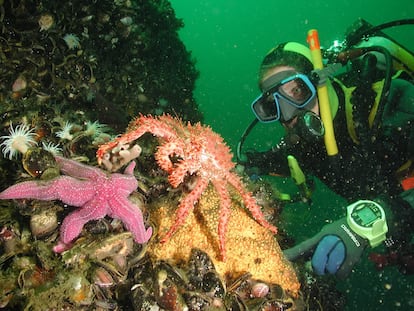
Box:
[170,0,414,310]
[0,0,413,309]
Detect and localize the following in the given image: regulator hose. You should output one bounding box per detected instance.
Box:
[346,19,414,47]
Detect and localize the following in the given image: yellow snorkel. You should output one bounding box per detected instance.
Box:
[307,29,339,156]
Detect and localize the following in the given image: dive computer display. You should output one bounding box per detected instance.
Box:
[346,200,388,247]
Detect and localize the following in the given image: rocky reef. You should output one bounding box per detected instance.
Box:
[0,115,305,310]
[0,1,314,310]
[1,0,201,123]
[0,0,202,184]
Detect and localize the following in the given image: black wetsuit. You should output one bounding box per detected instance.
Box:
[246,78,414,201]
[246,76,414,255]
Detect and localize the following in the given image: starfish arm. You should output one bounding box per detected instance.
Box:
[123,160,136,175]
[58,199,110,245]
[108,196,152,243]
[55,156,103,180]
[226,172,277,234]
[111,173,138,195]
[0,176,95,206]
[211,180,232,261]
[161,177,209,243]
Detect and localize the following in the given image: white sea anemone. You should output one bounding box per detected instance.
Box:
[63,33,81,50]
[0,123,37,159]
[84,121,107,138]
[41,141,62,155]
[56,122,74,141]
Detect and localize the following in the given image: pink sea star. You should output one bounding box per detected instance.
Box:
[0,156,152,253]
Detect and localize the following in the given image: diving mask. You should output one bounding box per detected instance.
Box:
[251,71,317,123]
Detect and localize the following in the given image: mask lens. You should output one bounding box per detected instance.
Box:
[279,76,313,105]
[252,73,316,123]
[251,93,279,122]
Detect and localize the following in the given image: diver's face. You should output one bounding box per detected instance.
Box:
[261,66,319,128]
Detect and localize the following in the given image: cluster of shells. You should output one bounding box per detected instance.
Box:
[0,205,143,310]
[0,0,202,134]
[0,1,204,309]
[0,198,298,310]
[0,236,295,311]
[0,0,202,184]
[130,248,297,311]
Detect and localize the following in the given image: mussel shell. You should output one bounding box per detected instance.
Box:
[93,267,115,287]
[129,257,158,310]
[226,272,252,300]
[201,270,225,297]
[258,299,293,310]
[155,260,188,288]
[153,262,188,311]
[30,209,58,237]
[224,292,248,311]
[187,248,226,296]
[22,147,58,178]
[182,292,215,310]
[188,248,216,277]
[268,283,285,300]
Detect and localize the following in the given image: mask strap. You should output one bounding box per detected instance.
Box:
[310,63,343,86]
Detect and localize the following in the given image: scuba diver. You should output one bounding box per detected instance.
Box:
[238,19,414,278]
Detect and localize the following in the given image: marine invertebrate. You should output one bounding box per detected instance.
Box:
[41,141,63,155]
[0,123,37,159]
[0,156,152,253]
[84,120,107,138]
[12,76,27,92]
[55,122,74,141]
[149,186,300,297]
[38,14,54,31]
[11,76,28,99]
[30,208,59,238]
[100,142,142,172]
[251,282,270,298]
[97,114,277,260]
[63,34,81,50]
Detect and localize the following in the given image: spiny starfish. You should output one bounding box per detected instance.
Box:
[97,114,277,261]
[0,156,152,253]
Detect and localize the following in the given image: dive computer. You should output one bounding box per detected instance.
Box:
[346,200,388,247]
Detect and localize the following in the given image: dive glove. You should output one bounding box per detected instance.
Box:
[284,218,368,279]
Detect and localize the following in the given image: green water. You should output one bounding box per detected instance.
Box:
[169,1,414,310]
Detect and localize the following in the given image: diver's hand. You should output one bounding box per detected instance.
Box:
[237,151,263,180]
[284,218,368,279]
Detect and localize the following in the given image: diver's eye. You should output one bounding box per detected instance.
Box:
[291,84,308,101]
[280,79,311,103]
